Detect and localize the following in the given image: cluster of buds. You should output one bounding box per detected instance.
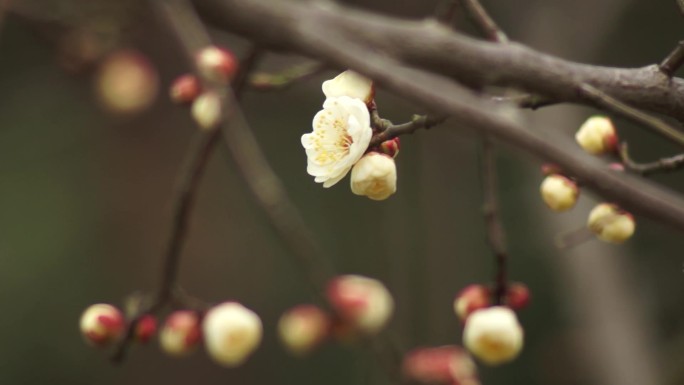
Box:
[302,70,399,200]
[169,45,239,131]
[277,274,394,355]
[403,345,480,385]
[452,283,529,366]
[80,300,262,367]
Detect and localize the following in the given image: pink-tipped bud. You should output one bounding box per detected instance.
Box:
[203,302,263,367]
[191,91,222,131]
[327,275,394,334]
[79,303,124,347]
[539,174,579,212]
[160,311,202,357]
[134,315,157,344]
[170,74,202,104]
[504,283,530,311]
[278,304,330,355]
[575,116,618,155]
[96,50,159,114]
[463,307,524,366]
[540,163,562,176]
[379,137,400,158]
[608,162,625,172]
[403,346,480,385]
[587,203,635,244]
[453,285,491,322]
[195,46,238,84]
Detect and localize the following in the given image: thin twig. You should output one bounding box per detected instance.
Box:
[249,62,327,91]
[460,0,508,43]
[491,93,556,109]
[660,41,684,77]
[579,83,684,149]
[480,138,508,304]
[369,115,446,147]
[620,143,684,176]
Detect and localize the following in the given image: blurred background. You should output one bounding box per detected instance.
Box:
[1,0,683,384]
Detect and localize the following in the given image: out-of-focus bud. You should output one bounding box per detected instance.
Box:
[587,203,635,244]
[322,70,375,104]
[463,307,524,366]
[608,162,625,172]
[350,152,397,201]
[539,174,579,212]
[503,283,530,311]
[134,315,157,344]
[195,46,238,84]
[202,302,263,367]
[379,137,400,158]
[96,50,159,114]
[170,74,202,104]
[159,311,202,357]
[453,285,491,322]
[403,345,480,385]
[80,303,124,347]
[278,304,330,355]
[327,275,394,334]
[575,116,618,155]
[191,91,222,131]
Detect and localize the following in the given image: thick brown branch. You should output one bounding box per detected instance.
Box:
[196,0,684,122]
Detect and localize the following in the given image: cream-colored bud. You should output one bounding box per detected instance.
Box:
[587,203,635,243]
[278,305,330,355]
[322,70,374,104]
[453,285,491,322]
[80,303,124,347]
[160,311,201,357]
[350,152,397,201]
[195,46,238,84]
[575,116,618,155]
[191,91,222,131]
[539,174,579,212]
[327,275,394,334]
[202,302,263,367]
[96,50,158,114]
[463,307,523,366]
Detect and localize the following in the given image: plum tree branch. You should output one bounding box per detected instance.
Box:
[193,0,684,233]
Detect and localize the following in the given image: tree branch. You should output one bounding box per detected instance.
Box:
[620,143,684,176]
[659,40,684,77]
[249,61,327,91]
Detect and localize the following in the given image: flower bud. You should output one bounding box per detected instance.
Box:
[203,302,262,367]
[379,137,400,158]
[350,152,397,201]
[96,50,159,114]
[160,311,202,357]
[191,91,222,131]
[135,315,158,344]
[575,116,618,155]
[504,283,530,311]
[327,275,394,334]
[403,346,480,385]
[278,304,330,355]
[463,307,523,365]
[539,174,579,212]
[195,46,238,84]
[322,70,374,104]
[170,74,202,104]
[587,203,635,244]
[453,285,491,322]
[80,303,124,347]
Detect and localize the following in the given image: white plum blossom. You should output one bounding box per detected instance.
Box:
[350,152,397,200]
[301,96,373,187]
[322,70,374,104]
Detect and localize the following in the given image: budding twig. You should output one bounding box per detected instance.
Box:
[660,41,684,78]
[579,83,684,149]
[620,143,684,176]
[459,0,508,43]
[369,114,446,147]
